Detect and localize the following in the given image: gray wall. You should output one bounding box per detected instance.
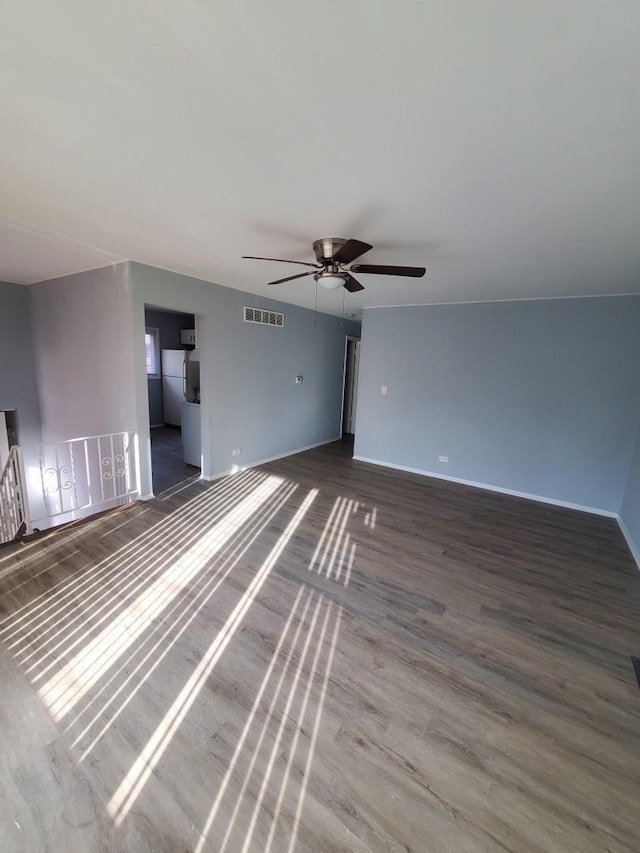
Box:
[0,281,41,445]
[24,261,355,497]
[29,264,137,443]
[144,307,195,426]
[355,297,640,514]
[620,427,640,563]
[130,263,359,495]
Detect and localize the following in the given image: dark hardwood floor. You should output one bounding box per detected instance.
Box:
[1,440,639,852]
[151,425,200,495]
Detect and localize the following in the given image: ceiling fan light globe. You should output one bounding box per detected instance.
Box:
[318,273,345,290]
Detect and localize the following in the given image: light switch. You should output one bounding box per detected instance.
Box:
[381,385,388,395]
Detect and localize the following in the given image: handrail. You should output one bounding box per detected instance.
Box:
[0,450,13,484]
[18,430,135,449]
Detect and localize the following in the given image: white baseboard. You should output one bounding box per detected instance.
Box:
[352,455,618,518]
[201,436,342,482]
[201,472,229,482]
[617,516,640,570]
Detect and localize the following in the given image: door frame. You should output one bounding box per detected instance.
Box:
[142,304,204,495]
[339,334,361,437]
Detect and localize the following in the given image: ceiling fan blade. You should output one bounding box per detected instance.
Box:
[343,273,364,293]
[267,270,317,285]
[243,255,319,269]
[333,239,373,265]
[350,264,426,277]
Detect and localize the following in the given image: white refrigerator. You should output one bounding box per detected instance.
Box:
[161,349,200,426]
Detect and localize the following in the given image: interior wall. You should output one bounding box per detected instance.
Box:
[144,307,195,426]
[620,426,640,565]
[0,281,42,446]
[130,262,359,495]
[29,264,137,443]
[355,296,640,514]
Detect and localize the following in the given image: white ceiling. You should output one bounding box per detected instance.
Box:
[1,1,639,316]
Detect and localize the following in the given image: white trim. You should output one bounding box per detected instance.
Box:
[352,455,618,518]
[361,292,640,312]
[339,334,361,436]
[618,516,640,570]
[339,337,348,437]
[201,437,341,482]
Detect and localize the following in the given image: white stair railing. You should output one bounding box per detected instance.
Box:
[0,446,31,544]
[21,431,139,531]
[10,431,139,534]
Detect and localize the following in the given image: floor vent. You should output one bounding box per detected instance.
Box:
[243,306,284,327]
[632,656,640,691]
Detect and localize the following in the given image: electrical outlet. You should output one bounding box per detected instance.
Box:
[232,448,241,457]
[438,455,448,463]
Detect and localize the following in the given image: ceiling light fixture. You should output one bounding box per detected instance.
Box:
[317,272,345,290]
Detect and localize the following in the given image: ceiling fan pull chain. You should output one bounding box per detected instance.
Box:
[314,278,318,325]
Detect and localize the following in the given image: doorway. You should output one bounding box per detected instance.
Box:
[144,305,201,495]
[342,335,361,438]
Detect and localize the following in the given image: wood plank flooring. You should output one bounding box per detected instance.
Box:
[1,439,639,852]
[151,425,200,496]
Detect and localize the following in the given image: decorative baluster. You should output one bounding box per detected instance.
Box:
[84,438,92,507]
[39,445,50,519]
[98,436,106,503]
[69,440,79,510]
[15,448,32,534]
[0,447,32,542]
[110,433,116,500]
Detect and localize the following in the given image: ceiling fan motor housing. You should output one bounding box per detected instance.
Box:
[313,237,347,264]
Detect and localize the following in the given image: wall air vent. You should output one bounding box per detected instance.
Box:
[243,306,285,327]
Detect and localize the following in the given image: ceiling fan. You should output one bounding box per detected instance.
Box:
[242,237,426,292]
